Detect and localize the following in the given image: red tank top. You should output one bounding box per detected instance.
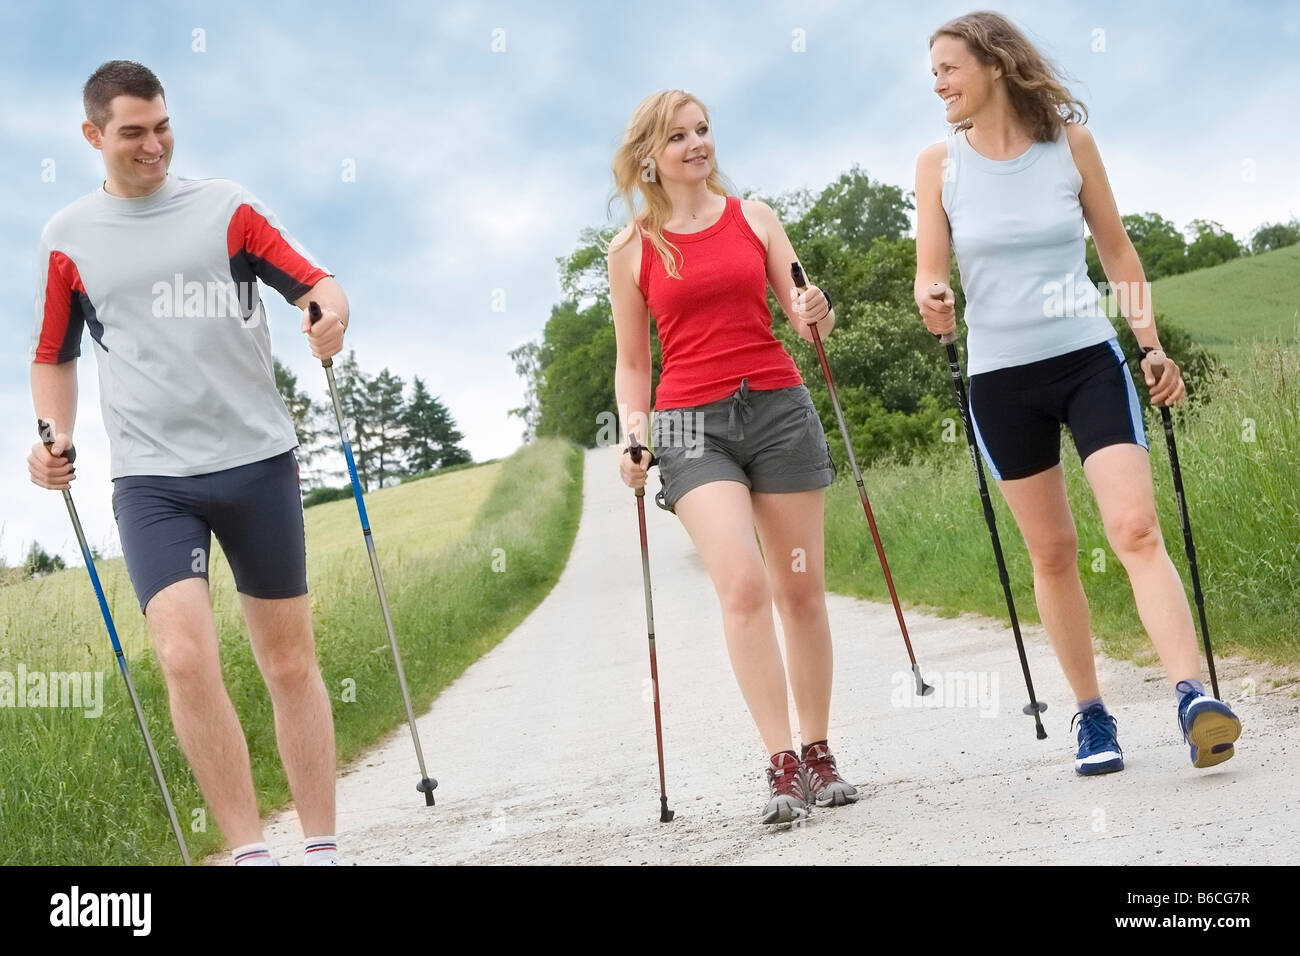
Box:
[639,196,802,409]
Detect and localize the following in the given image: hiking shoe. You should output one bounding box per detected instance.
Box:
[1176,680,1241,769]
[1071,704,1124,775]
[800,742,859,808]
[761,751,809,825]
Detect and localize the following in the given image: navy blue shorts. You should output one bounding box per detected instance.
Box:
[967,339,1148,481]
[111,451,308,613]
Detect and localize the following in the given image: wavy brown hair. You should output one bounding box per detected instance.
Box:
[608,90,735,279]
[931,11,1087,141]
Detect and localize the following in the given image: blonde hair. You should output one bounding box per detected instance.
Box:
[931,11,1087,141]
[608,90,735,279]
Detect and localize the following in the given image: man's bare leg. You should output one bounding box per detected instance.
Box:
[242,593,336,839]
[145,577,262,847]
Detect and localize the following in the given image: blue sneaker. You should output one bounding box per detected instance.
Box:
[1071,704,1124,775]
[1176,681,1241,768]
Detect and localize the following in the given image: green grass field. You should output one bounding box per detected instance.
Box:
[0,438,582,864]
[1152,243,1300,365]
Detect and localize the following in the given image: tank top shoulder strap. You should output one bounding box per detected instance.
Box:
[941,130,963,213]
[1052,123,1084,193]
[637,222,655,295]
[725,195,768,257]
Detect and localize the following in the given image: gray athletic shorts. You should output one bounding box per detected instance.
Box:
[650,378,835,513]
[111,450,308,613]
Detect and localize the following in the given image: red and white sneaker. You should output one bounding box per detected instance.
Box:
[762,751,810,825]
[800,742,859,807]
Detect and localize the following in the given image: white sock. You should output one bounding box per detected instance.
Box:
[232,841,278,866]
[304,836,339,866]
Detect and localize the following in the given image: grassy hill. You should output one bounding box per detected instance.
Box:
[1152,243,1300,364]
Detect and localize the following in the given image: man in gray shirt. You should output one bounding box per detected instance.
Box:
[28,60,347,866]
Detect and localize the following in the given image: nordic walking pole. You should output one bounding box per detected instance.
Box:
[1145,349,1220,700]
[926,284,1048,738]
[628,436,674,823]
[308,302,437,806]
[36,419,193,863]
[790,262,934,697]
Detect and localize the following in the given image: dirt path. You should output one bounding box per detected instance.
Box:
[252,448,1298,865]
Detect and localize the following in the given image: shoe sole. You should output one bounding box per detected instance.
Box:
[813,783,860,808]
[1075,755,1124,775]
[760,796,809,825]
[1186,707,1241,769]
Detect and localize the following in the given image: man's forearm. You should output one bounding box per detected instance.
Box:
[31,360,78,438]
[295,276,349,327]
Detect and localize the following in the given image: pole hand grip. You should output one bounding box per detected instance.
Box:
[1144,347,1169,384]
[627,436,659,467]
[36,418,76,465]
[790,261,808,290]
[928,282,958,346]
[307,300,334,369]
[627,437,648,499]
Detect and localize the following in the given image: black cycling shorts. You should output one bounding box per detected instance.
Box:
[967,338,1148,481]
[112,450,308,613]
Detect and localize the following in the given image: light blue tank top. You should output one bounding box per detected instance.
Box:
[942,125,1117,374]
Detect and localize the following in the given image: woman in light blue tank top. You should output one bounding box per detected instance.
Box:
[912,12,1240,775]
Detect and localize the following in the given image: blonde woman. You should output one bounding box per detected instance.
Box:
[609,90,857,824]
[913,12,1241,774]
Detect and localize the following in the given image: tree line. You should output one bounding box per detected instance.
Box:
[509,166,1240,465]
[276,352,472,501]
[1085,215,1299,284]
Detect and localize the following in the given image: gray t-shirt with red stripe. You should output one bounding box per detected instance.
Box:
[30,175,329,478]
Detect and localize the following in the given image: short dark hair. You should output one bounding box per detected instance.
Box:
[83,60,166,130]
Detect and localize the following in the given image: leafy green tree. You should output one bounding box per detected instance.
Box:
[507,340,541,444]
[1184,219,1244,272]
[778,168,914,313]
[557,226,621,303]
[1250,220,1300,255]
[366,368,407,488]
[274,358,328,486]
[24,542,65,578]
[775,300,952,417]
[402,376,471,472]
[534,224,666,447]
[535,300,622,446]
[1086,212,1188,285]
[331,350,375,491]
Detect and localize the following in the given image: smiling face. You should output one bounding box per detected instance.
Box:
[650,100,714,186]
[930,34,1000,125]
[82,94,173,198]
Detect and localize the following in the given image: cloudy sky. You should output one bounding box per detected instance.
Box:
[2,0,1297,564]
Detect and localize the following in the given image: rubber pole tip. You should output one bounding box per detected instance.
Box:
[659,795,674,823]
[417,777,438,805]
